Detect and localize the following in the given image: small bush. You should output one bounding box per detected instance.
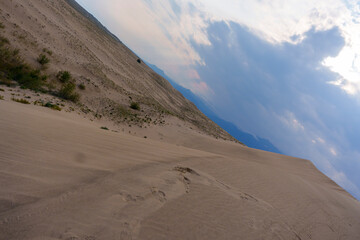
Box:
[12,49,20,56]
[0,88,4,91]
[0,36,9,46]
[44,102,61,111]
[42,48,52,56]
[0,33,47,91]
[0,22,4,29]
[58,82,79,102]
[37,54,49,65]
[78,83,85,90]
[10,67,47,91]
[130,102,140,110]
[56,71,71,83]
[0,95,3,100]
[100,126,109,130]
[12,98,30,104]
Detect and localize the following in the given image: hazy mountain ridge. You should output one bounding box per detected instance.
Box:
[147,63,281,153]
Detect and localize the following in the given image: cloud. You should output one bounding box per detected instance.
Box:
[78,0,360,99]
[191,20,360,198]
[76,0,209,89]
[76,0,360,199]
[279,111,305,132]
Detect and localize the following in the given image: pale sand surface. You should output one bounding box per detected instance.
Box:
[1,100,360,240]
[0,1,360,238]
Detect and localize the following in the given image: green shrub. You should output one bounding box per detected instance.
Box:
[78,83,85,90]
[0,34,47,91]
[0,22,4,29]
[0,44,47,90]
[42,48,52,56]
[0,36,9,46]
[37,54,49,65]
[56,71,71,83]
[12,67,47,91]
[0,88,4,91]
[44,102,61,111]
[12,97,30,104]
[0,95,3,100]
[58,82,79,102]
[130,102,140,110]
[100,126,109,130]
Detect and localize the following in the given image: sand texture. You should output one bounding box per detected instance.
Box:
[0,0,360,239]
[1,100,360,240]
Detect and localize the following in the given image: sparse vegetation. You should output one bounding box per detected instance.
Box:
[56,71,71,83]
[58,82,79,102]
[42,48,52,56]
[37,54,50,65]
[0,22,4,29]
[0,36,9,45]
[44,102,61,111]
[15,68,47,91]
[78,83,86,90]
[0,36,48,91]
[0,88,4,92]
[100,126,109,130]
[12,98,30,104]
[0,95,4,100]
[130,102,140,110]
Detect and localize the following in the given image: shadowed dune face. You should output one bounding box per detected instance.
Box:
[0,100,360,240]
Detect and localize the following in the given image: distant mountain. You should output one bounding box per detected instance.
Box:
[147,63,282,154]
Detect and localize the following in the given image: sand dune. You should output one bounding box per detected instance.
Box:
[0,0,360,239]
[1,100,359,240]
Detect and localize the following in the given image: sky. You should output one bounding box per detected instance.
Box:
[76,0,360,200]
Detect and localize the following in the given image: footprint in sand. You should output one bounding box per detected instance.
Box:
[173,166,265,205]
[150,187,167,203]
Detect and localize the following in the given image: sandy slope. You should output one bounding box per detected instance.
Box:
[0,0,233,141]
[0,0,360,239]
[1,101,359,240]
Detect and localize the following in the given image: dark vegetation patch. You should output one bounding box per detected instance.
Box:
[11,97,30,104]
[78,83,85,90]
[130,101,140,110]
[57,71,71,83]
[37,54,50,66]
[42,48,52,56]
[58,82,80,102]
[44,102,62,111]
[0,32,47,91]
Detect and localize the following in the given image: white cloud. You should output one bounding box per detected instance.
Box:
[330,147,338,156]
[76,0,209,91]
[280,111,305,131]
[189,0,360,96]
[77,0,360,98]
